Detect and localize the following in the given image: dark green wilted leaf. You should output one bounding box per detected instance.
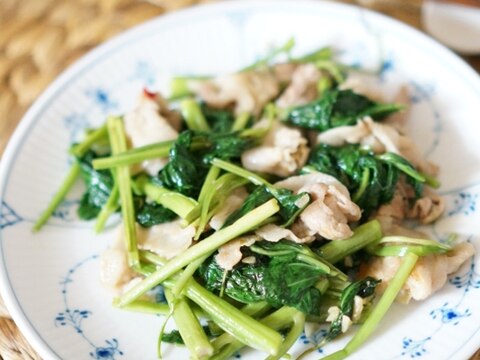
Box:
[201,103,235,133]
[77,150,114,220]
[158,130,255,198]
[287,89,403,132]
[305,144,423,219]
[134,197,177,227]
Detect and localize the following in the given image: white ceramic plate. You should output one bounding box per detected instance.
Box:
[1,1,480,359]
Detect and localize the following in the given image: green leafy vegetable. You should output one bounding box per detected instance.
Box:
[77,150,114,220]
[161,330,185,344]
[287,89,403,132]
[223,186,273,227]
[201,103,235,133]
[161,326,215,345]
[198,241,333,315]
[263,253,326,315]
[318,252,419,360]
[305,144,424,218]
[199,256,268,304]
[325,277,380,342]
[158,131,255,198]
[158,131,205,197]
[212,160,310,227]
[134,197,177,227]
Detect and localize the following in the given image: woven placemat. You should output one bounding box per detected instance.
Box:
[0,0,479,359]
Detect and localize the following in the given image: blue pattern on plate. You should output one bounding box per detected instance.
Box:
[63,113,90,142]
[408,81,442,157]
[85,88,119,113]
[297,329,327,354]
[379,51,395,80]
[129,60,156,86]
[430,302,471,325]
[55,255,124,359]
[447,192,478,217]
[51,199,81,222]
[402,336,432,358]
[0,200,23,229]
[449,256,480,291]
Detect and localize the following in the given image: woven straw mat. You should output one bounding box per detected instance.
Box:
[0,0,479,359]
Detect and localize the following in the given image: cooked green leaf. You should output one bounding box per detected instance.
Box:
[201,103,235,133]
[287,89,403,132]
[134,197,177,227]
[77,150,114,220]
[305,144,424,218]
[158,131,255,198]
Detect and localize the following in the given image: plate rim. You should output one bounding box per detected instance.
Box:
[1,0,479,359]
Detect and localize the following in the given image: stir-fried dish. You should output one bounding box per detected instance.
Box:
[34,39,474,359]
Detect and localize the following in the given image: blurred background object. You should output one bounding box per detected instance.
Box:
[0,0,479,359]
[422,0,480,54]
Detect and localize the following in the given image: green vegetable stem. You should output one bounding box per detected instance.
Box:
[32,162,80,232]
[107,116,139,269]
[164,289,214,360]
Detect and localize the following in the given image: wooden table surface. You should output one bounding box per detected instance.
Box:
[0,0,479,359]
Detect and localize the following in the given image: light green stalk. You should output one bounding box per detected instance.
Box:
[139,251,280,355]
[318,220,382,264]
[185,280,282,356]
[135,176,198,219]
[291,46,333,64]
[170,255,208,298]
[266,310,306,360]
[118,300,170,315]
[195,173,248,239]
[232,112,251,131]
[211,158,270,187]
[107,116,139,268]
[164,289,214,360]
[369,236,452,257]
[241,37,295,72]
[211,306,299,360]
[181,98,210,131]
[33,162,80,232]
[94,183,119,233]
[70,125,108,157]
[92,140,173,170]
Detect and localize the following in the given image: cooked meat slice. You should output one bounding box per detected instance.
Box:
[210,187,249,230]
[272,62,298,83]
[360,242,475,303]
[241,120,309,177]
[193,70,280,115]
[215,235,260,270]
[316,117,439,176]
[100,247,135,290]
[317,119,371,147]
[255,223,315,243]
[275,173,361,240]
[407,189,445,224]
[137,220,195,260]
[276,64,322,108]
[124,91,179,175]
